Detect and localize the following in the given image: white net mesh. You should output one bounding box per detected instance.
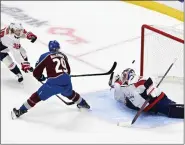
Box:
[141,25,184,83]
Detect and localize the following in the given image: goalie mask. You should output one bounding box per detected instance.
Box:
[121,68,135,85]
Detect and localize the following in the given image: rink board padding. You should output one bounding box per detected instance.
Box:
[82,89,183,129]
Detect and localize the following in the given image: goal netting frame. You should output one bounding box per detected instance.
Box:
[140,24,184,83]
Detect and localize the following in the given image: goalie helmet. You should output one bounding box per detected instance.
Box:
[121,68,136,85]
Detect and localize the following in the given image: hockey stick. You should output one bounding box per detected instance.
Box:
[28,69,75,105]
[108,60,136,88]
[50,62,116,105]
[130,58,178,125]
[40,82,75,105]
[71,62,117,77]
[30,67,74,105]
[33,62,116,105]
[54,61,115,104]
[108,72,115,87]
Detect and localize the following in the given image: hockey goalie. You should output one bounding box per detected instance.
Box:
[0,22,37,82]
[109,68,184,119]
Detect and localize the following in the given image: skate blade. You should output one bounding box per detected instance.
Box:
[11,111,17,120]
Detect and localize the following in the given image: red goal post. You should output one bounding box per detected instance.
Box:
[140,24,184,82]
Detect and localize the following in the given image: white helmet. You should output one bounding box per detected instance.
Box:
[9,22,23,31]
[9,22,24,37]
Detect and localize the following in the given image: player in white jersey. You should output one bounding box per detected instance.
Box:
[0,22,37,82]
[109,68,184,119]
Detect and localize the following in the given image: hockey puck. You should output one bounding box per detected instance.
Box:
[132,60,135,64]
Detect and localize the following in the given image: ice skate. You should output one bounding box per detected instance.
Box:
[11,108,27,119]
[77,99,90,109]
[17,73,23,82]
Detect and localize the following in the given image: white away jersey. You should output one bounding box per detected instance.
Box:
[0,27,27,60]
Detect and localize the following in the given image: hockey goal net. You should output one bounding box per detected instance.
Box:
[140,24,184,83]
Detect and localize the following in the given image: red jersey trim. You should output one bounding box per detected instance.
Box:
[115,80,123,85]
[134,80,145,88]
[144,92,165,112]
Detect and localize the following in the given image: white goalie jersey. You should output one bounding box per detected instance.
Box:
[114,80,149,109]
[112,76,163,111]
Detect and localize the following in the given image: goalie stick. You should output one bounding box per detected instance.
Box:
[130,58,177,125]
[118,58,178,127]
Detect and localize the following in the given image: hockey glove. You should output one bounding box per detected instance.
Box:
[37,74,46,82]
[26,32,37,43]
[21,61,31,73]
[144,77,153,89]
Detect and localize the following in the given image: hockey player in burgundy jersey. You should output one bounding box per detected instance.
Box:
[11,40,90,119]
[0,22,37,82]
[109,68,184,119]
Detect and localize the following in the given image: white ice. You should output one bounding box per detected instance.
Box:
[1,1,184,144]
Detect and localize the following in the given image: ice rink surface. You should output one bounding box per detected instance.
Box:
[1,1,184,144]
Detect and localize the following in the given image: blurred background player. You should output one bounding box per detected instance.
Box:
[11,40,90,119]
[0,22,37,82]
[109,68,184,119]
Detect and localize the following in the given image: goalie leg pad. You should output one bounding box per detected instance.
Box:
[168,104,184,119]
[149,94,175,115]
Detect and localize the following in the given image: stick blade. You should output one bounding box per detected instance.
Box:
[117,121,132,128]
[107,62,117,74]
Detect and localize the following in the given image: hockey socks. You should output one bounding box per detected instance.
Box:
[10,65,21,75]
[68,90,82,104]
[10,65,23,82]
[20,92,41,112]
[67,90,90,109]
